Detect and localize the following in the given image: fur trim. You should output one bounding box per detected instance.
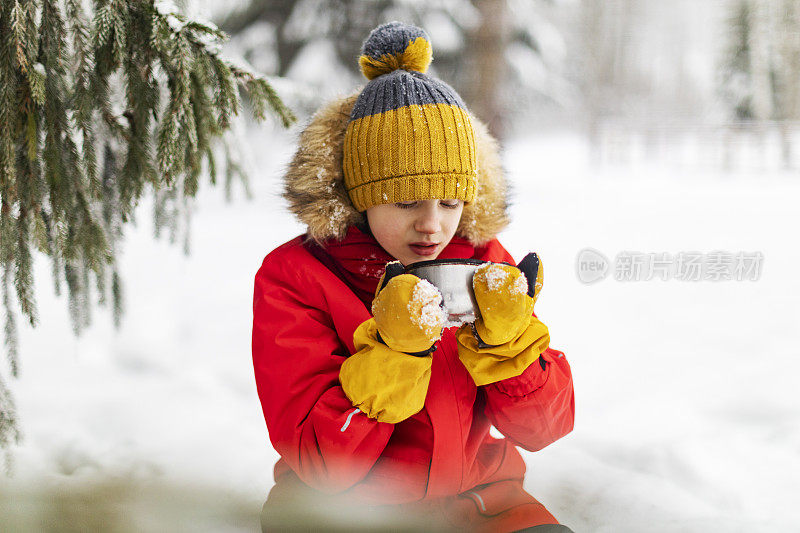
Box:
[283,93,510,246]
[458,118,511,245]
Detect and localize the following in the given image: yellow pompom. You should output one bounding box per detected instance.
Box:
[359,36,433,80]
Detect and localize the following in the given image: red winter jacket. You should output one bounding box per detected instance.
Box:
[252,225,574,531]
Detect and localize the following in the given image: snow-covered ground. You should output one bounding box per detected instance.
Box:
[2,123,799,532]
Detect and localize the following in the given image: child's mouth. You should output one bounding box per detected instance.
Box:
[409,243,439,256]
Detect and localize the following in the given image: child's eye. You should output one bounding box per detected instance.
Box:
[396,202,417,209]
[440,200,461,209]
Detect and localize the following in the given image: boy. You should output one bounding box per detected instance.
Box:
[252,22,574,532]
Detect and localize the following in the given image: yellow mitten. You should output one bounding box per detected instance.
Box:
[340,319,433,424]
[338,266,446,424]
[371,270,446,354]
[456,261,549,386]
[473,262,535,346]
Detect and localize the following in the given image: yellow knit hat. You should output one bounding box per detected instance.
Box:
[343,22,478,212]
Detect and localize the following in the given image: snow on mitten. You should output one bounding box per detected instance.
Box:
[371,272,446,354]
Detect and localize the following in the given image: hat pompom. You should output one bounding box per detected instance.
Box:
[358,22,432,80]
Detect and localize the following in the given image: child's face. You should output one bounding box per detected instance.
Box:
[366,199,464,266]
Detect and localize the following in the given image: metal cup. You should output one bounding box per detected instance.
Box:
[404,258,487,326]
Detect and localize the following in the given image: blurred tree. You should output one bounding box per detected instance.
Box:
[572,0,727,165]
[218,0,571,140]
[771,0,800,166]
[721,0,800,124]
[719,0,800,165]
[0,0,295,456]
[220,0,391,79]
[460,0,508,138]
[576,0,646,146]
[720,0,773,121]
[721,0,756,120]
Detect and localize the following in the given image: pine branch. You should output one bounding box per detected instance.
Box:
[229,62,296,128]
[2,250,19,379]
[0,371,22,470]
[0,0,297,451]
[1,261,21,468]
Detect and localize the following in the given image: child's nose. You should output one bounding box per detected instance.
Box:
[414,206,441,234]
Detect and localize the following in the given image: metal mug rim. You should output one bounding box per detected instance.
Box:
[405,258,487,271]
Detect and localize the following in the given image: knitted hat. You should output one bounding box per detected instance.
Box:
[343,22,478,212]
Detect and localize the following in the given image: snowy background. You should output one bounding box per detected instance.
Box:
[3,0,800,531]
[4,124,798,532]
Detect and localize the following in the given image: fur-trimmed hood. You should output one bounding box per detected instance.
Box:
[282,92,510,246]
